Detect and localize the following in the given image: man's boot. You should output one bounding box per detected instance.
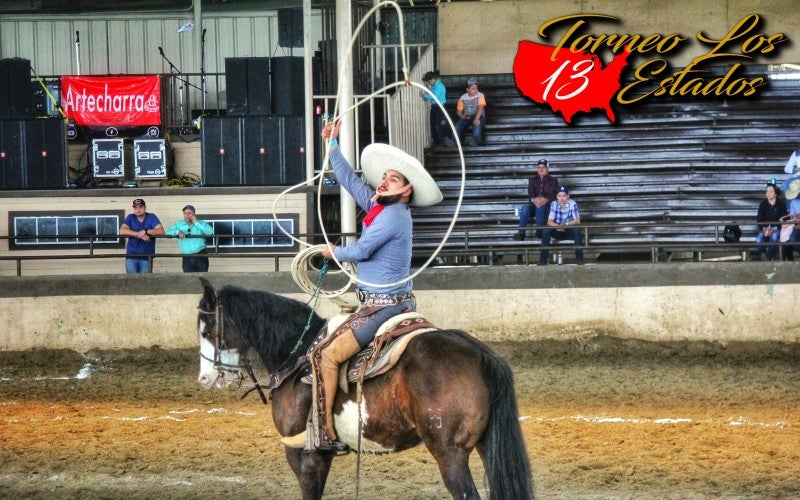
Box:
[280,329,361,450]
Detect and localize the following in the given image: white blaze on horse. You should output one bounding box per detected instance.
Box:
[196,278,534,500]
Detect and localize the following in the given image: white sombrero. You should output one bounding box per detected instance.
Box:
[786,179,800,200]
[360,143,443,207]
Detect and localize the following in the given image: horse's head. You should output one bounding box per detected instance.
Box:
[197,278,247,389]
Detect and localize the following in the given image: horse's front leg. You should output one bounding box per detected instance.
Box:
[284,448,334,500]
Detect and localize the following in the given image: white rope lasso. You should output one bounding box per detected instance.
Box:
[290,244,356,299]
[278,1,467,297]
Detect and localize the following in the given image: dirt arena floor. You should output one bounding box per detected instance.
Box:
[1,336,799,499]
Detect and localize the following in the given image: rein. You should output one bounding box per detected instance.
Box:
[273,258,331,375]
[199,301,269,405]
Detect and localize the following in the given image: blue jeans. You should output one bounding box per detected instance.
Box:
[755,228,780,260]
[540,227,584,263]
[788,227,800,260]
[348,300,416,348]
[125,258,151,273]
[182,255,209,272]
[518,203,551,236]
[429,106,447,145]
[455,114,485,145]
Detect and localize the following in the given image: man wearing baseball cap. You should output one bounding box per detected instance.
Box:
[454,78,486,146]
[515,158,558,241]
[119,199,164,273]
[539,185,584,265]
[165,204,214,272]
[281,121,443,451]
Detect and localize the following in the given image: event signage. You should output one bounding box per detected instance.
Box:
[513,13,788,124]
[61,75,161,127]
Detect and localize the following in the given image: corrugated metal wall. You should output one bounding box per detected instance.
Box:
[0,11,322,76]
[0,10,323,121]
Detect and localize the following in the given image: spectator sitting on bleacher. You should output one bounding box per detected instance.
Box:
[784,147,799,175]
[538,185,584,266]
[514,158,558,241]
[782,146,800,194]
[455,79,486,147]
[785,179,800,261]
[753,182,788,261]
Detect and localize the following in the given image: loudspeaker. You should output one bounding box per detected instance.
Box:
[278,8,303,48]
[23,118,66,189]
[0,119,25,189]
[246,57,271,115]
[225,57,271,115]
[0,118,66,189]
[201,116,243,186]
[242,116,281,185]
[271,57,304,116]
[225,58,249,115]
[242,116,304,185]
[280,116,305,186]
[0,58,33,118]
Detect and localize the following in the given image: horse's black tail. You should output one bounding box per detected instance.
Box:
[480,349,534,500]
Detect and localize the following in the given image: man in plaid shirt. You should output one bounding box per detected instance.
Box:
[538,185,584,265]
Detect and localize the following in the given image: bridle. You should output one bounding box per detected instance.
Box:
[199,295,269,404]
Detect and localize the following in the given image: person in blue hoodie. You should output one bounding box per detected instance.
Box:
[421,70,450,148]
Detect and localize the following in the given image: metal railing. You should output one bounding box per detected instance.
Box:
[411,220,798,265]
[1,221,796,276]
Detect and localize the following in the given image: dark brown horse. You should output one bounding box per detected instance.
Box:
[196,279,533,499]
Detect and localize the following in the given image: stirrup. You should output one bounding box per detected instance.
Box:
[318,436,350,454]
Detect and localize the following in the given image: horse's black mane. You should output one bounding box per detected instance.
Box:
[218,286,326,371]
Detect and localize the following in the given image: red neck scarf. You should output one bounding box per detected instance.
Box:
[363,204,385,227]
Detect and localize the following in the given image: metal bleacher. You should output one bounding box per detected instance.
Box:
[412,71,800,264]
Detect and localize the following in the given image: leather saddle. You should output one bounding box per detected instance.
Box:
[268,312,438,391]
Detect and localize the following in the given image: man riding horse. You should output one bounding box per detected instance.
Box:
[281,122,443,450]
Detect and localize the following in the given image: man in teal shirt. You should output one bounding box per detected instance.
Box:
[165,205,214,272]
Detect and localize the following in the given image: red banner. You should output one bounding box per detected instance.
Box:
[61,76,161,127]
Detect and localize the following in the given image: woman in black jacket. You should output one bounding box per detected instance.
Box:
[755,183,788,261]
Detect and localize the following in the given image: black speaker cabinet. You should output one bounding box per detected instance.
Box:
[278,8,303,48]
[0,119,25,189]
[225,58,249,115]
[240,116,305,185]
[0,118,65,189]
[246,57,271,115]
[271,57,304,116]
[225,57,271,116]
[242,116,281,185]
[280,116,305,186]
[23,118,67,189]
[201,116,243,186]
[0,58,33,118]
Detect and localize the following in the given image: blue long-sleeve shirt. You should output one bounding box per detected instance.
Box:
[422,79,446,106]
[329,146,413,295]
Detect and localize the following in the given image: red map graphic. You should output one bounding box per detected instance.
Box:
[513,41,631,124]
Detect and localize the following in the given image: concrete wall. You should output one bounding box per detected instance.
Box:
[438,0,800,75]
[2,262,798,352]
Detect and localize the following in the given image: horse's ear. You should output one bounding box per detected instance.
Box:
[199,277,216,303]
